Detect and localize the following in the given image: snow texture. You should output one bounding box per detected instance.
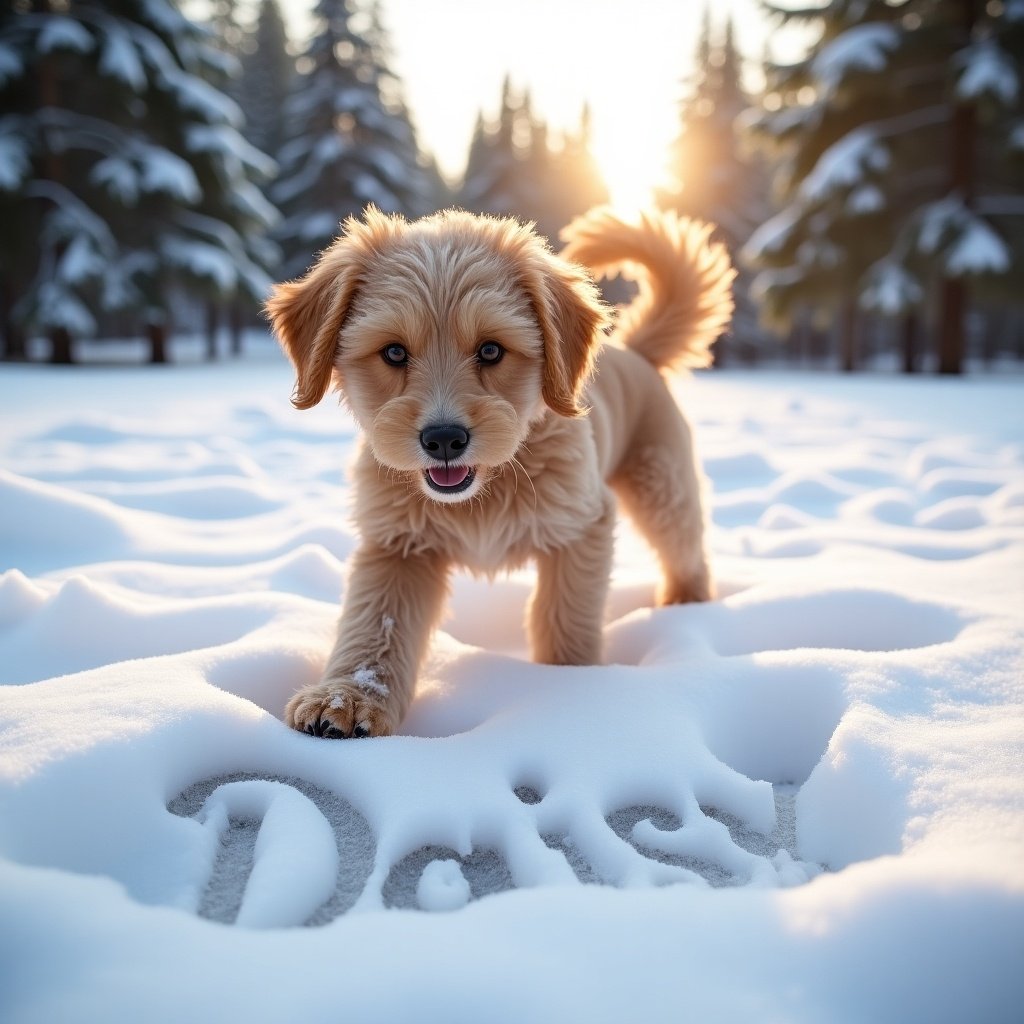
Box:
[0,346,1022,1022]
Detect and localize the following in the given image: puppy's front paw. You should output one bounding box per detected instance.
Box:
[285,679,394,739]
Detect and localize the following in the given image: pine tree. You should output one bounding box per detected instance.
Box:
[273,0,434,277]
[744,0,1023,373]
[459,76,529,217]
[237,0,293,161]
[555,104,608,224]
[0,0,278,363]
[458,84,607,246]
[659,8,776,365]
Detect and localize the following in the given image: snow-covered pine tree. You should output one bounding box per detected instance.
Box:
[273,0,434,278]
[658,8,777,365]
[459,76,530,218]
[744,0,1022,374]
[552,104,609,230]
[0,0,278,363]
[237,0,293,161]
[458,84,607,252]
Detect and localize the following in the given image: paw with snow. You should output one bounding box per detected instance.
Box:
[285,674,395,739]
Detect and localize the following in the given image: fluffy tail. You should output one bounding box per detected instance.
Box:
[560,207,736,372]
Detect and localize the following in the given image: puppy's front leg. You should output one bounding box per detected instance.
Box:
[286,545,449,738]
[527,489,615,666]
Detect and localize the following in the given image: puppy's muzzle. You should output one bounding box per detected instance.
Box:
[419,423,475,494]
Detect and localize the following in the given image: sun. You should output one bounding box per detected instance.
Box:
[579,77,682,217]
[590,117,670,215]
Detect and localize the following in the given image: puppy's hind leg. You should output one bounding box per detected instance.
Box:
[612,394,714,606]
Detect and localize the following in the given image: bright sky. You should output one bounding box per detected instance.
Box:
[278,0,810,210]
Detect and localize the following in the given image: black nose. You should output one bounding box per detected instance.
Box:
[420,424,470,461]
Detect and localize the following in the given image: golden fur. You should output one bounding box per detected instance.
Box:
[266,206,735,738]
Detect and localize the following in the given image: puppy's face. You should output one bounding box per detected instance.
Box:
[267,208,608,504]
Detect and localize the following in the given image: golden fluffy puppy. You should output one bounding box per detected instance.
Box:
[266,206,734,739]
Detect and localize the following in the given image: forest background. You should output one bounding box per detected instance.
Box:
[1,0,1021,374]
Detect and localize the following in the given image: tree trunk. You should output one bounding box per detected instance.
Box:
[205,302,219,361]
[810,325,826,365]
[3,324,26,361]
[713,331,728,369]
[148,322,168,364]
[937,0,978,377]
[50,326,73,364]
[980,309,998,367]
[796,320,809,365]
[229,302,243,356]
[839,301,857,372]
[901,313,918,374]
[1,285,26,361]
[938,278,966,375]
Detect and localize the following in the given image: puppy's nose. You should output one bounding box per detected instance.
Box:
[420,424,470,461]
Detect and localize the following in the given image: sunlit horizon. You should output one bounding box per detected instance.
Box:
[276,0,812,214]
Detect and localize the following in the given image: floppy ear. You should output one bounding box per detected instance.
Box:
[521,250,611,418]
[265,207,403,410]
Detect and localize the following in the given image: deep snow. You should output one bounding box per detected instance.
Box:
[0,340,1022,1023]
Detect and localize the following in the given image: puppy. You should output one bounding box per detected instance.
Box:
[266,206,734,739]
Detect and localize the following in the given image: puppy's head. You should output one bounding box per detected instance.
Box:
[266,207,609,504]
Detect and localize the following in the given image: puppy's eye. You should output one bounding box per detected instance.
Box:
[477,341,504,365]
[381,343,408,366]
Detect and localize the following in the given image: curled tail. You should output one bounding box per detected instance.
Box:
[560,207,736,372]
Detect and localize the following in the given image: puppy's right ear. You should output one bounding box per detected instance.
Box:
[266,207,404,410]
[265,237,364,410]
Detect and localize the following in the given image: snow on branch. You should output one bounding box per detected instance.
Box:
[859,260,922,315]
[24,180,117,251]
[186,125,277,180]
[160,237,237,292]
[229,182,281,231]
[97,24,147,92]
[811,23,900,97]
[36,17,94,56]
[90,156,140,205]
[140,0,192,38]
[847,185,884,214]
[946,219,1010,275]
[0,122,31,191]
[137,145,202,203]
[801,129,889,204]
[743,205,802,262]
[0,42,23,87]
[917,197,1011,276]
[32,280,97,333]
[956,40,1019,106]
[166,69,242,128]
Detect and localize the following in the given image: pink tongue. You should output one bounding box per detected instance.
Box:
[428,465,471,488]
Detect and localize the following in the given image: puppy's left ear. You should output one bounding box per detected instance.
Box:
[524,253,610,418]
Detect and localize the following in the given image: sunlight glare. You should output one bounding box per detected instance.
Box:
[590,109,676,215]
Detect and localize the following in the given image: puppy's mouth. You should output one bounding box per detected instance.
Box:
[423,464,476,495]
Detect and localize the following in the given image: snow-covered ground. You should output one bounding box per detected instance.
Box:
[1,339,1022,1023]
